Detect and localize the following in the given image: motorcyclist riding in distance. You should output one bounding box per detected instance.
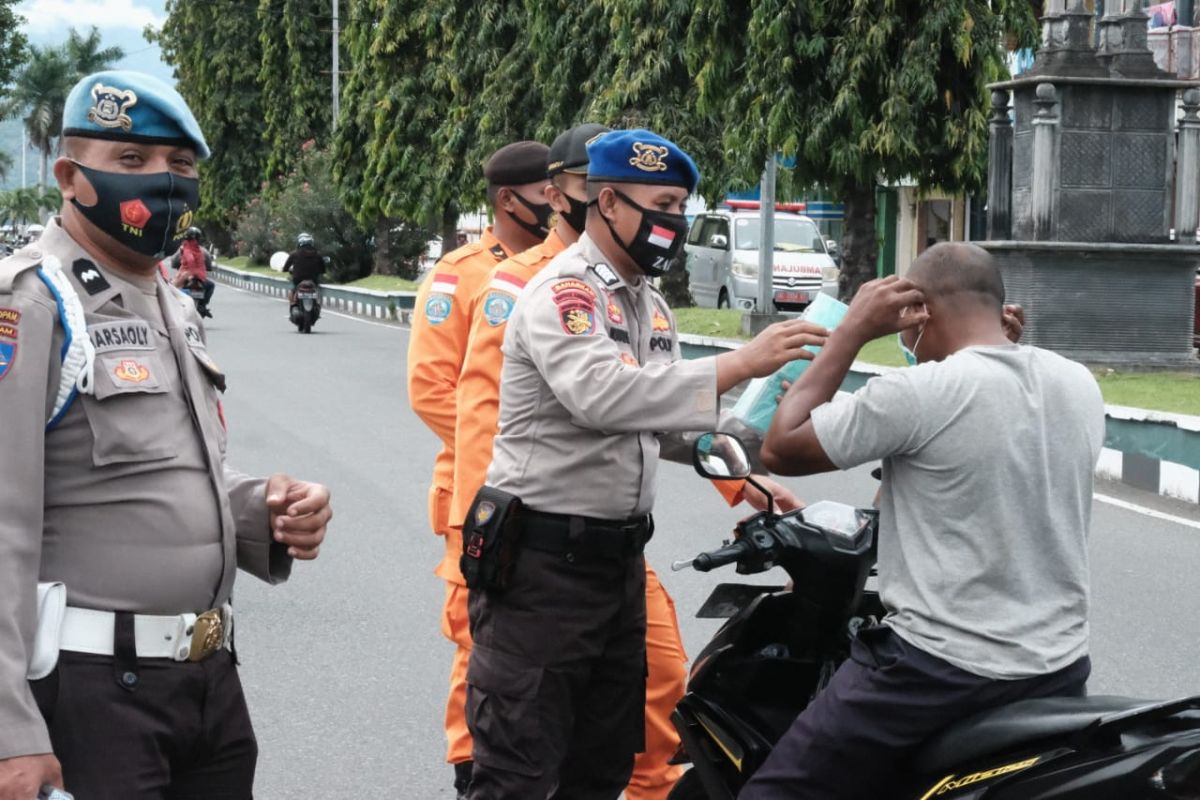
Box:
[170,226,215,317]
[283,232,325,303]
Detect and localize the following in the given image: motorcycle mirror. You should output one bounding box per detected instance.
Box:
[693,432,753,481]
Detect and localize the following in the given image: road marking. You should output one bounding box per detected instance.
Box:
[1094,493,1200,531]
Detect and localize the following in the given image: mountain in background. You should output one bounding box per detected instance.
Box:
[1,2,172,190]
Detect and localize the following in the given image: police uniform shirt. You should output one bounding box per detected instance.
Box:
[485,233,718,519]
[0,220,287,759]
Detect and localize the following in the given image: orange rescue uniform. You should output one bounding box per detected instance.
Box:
[407,227,512,767]
[449,229,744,800]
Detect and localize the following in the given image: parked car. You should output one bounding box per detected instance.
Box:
[685,203,839,312]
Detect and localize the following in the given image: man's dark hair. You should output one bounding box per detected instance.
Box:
[909,242,1005,310]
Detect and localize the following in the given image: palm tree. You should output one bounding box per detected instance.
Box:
[0,187,42,228]
[1,45,72,188]
[65,27,124,76]
[0,28,125,189]
[0,151,12,184]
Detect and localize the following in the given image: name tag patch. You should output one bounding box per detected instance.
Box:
[89,320,153,353]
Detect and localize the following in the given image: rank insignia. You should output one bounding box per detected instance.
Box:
[476,501,496,526]
[629,142,669,173]
[87,83,138,132]
[72,259,111,295]
[483,291,516,327]
[0,341,15,383]
[113,358,150,384]
[652,307,671,333]
[551,279,597,336]
[425,294,453,325]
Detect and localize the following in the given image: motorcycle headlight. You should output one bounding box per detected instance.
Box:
[821,265,841,283]
[731,260,759,279]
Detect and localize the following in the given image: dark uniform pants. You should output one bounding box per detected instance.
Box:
[739,626,1091,800]
[466,547,648,800]
[29,649,257,799]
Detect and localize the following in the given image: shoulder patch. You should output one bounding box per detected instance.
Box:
[0,309,17,382]
[551,279,597,336]
[424,293,453,325]
[483,291,516,327]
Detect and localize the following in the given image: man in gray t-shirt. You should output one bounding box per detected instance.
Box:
[740,243,1105,800]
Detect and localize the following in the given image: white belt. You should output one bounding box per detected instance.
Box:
[59,605,233,662]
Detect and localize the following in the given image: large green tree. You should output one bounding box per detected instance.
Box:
[3,45,73,187]
[0,0,27,95]
[65,27,124,76]
[151,0,267,239]
[707,0,1039,297]
[258,0,333,185]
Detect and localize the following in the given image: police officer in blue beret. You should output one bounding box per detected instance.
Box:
[0,70,333,799]
[461,130,822,799]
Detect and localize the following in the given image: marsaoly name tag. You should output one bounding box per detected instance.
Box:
[89,320,154,353]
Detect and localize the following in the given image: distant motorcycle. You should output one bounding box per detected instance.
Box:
[181,274,212,319]
[290,279,321,333]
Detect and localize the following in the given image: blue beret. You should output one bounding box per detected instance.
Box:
[62,71,210,159]
[585,129,699,193]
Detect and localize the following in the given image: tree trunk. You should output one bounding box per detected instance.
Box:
[39,151,48,189]
[439,203,458,257]
[373,216,398,275]
[838,182,879,301]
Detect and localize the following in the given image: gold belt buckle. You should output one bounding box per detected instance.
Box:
[188,608,225,662]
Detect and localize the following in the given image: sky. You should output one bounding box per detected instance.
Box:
[2,0,174,188]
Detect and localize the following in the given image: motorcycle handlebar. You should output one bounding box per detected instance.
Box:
[673,538,754,573]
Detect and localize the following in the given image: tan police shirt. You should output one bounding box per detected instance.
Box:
[485,233,719,519]
[0,220,288,760]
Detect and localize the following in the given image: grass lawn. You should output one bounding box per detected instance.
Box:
[219,257,281,278]
[343,275,419,292]
[672,307,1200,415]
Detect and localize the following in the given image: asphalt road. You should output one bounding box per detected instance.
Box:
[206,282,1200,799]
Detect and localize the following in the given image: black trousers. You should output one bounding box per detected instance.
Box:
[465,546,647,800]
[739,626,1091,800]
[29,649,257,800]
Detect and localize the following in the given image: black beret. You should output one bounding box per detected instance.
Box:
[483,141,551,186]
[547,123,611,177]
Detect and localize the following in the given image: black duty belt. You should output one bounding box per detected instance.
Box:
[521,510,653,560]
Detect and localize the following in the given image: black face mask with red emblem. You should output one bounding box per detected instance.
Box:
[70,162,200,259]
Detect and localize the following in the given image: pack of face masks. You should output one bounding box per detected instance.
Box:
[730,292,850,433]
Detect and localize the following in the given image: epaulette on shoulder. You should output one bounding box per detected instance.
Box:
[439,241,486,266]
[0,246,46,293]
[511,245,545,268]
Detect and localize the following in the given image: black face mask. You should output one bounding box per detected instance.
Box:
[70,162,200,259]
[599,189,689,277]
[510,191,553,239]
[560,192,589,235]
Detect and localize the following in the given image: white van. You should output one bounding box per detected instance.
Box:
[685,204,839,312]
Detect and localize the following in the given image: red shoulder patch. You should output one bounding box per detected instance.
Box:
[551,279,597,336]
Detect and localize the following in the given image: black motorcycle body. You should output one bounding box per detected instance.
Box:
[181,275,211,319]
[669,501,1200,800]
[290,279,321,333]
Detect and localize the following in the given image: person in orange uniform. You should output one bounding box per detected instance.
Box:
[406,140,552,798]
[451,126,801,799]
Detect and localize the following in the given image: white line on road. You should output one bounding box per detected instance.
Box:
[1094,493,1200,531]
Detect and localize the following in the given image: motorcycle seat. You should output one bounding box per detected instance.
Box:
[913,695,1156,774]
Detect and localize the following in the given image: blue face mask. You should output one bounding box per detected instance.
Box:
[896,308,927,366]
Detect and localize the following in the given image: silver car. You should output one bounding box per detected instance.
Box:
[685,209,839,311]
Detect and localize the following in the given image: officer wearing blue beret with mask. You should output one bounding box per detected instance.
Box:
[0,70,333,799]
[460,129,825,799]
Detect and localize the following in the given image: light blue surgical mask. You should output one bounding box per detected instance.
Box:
[896,308,927,366]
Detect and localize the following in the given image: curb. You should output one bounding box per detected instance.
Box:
[679,334,1200,506]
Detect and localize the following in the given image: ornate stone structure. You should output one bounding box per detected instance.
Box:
[984,0,1200,366]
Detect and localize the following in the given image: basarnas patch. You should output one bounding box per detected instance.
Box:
[425,293,453,325]
[483,291,516,327]
[551,279,597,336]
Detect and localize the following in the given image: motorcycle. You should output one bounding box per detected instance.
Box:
[290,279,321,333]
[668,431,1200,800]
[181,275,212,319]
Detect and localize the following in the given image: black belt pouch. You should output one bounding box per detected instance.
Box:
[460,486,524,591]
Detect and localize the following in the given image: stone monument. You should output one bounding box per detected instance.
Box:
[983,0,1200,366]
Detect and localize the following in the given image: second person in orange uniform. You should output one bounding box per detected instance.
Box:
[406,141,552,798]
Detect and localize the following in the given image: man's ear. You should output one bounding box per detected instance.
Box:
[53,157,83,202]
[596,186,617,218]
[544,183,569,214]
[495,186,516,215]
